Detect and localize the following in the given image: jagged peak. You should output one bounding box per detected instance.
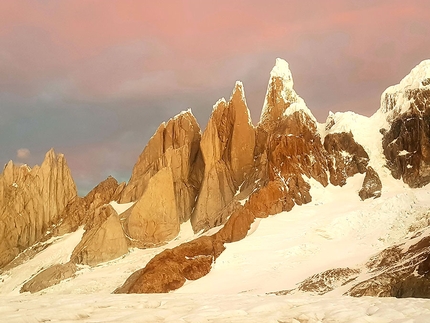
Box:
[212,97,228,112]
[172,108,195,121]
[260,58,316,128]
[231,80,245,101]
[270,58,294,88]
[383,59,430,96]
[229,80,254,128]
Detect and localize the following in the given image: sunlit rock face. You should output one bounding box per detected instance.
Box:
[123,167,180,247]
[115,58,374,294]
[380,60,430,188]
[54,175,124,236]
[191,82,255,233]
[0,149,77,269]
[71,204,128,266]
[9,58,430,296]
[120,110,203,224]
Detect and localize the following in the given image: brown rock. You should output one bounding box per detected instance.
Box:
[347,236,430,298]
[20,262,77,294]
[114,235,224,294]
[382,100,430,187]
[191,82,255,232]
[324,132,369,186]
[359,166,382,200]
[120,110,203,223]
[379,61,430,188]
[0,149,77,269]
[124,167,180,246]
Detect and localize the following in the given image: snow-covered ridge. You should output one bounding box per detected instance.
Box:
[379,59,430,119]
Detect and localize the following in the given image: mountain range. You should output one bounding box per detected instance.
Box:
[1,57,430,304]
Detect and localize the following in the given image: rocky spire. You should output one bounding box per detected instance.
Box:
[0,149,77,269]
[259,58,316,132]
[119,109,203,224]
[191,81,256,232]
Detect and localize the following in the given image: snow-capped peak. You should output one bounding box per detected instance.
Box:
[378,59,430,119]
[397,59,430,90]
[260,58,316,125]
[270,58,294,89]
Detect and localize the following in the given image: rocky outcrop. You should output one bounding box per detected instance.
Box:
[71,204,128,266]
[20,262,77,294]
[114,235,225,293]
[191,82,255,232]
[380,60,430,188]
[114,58,382,295]
[272,268,360,296]
[54,176,124,236]
[0,149,77,269]
[273,225,430,299]
[347,233,430,298]
[324,132,369,186]
[359,166,382,200]
[257,59,330,205]
[120,110,203,224]
[123,167,180,247]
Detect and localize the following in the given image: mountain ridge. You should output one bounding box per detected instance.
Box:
[1,58,430,298]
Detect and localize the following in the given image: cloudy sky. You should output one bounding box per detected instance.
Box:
[1,0,429,195]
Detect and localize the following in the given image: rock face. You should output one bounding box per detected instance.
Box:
[359,166,382,200]
[71,204,128,266]
[380,60,430,188]
[258,59,329,204]
[8,58,430,297]
[54,176,124,236]
[124,167,180,247]
[115,58,377,294]
[191,82,255,232]
[114,235,225,294]
[120,110,203,224]
[272,268,361,296]
[324,132,369,186]
[347,231,430,298]
[20,262,77,294]
[0,149,77,269]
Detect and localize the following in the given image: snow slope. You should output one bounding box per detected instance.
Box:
[2,293,430,323]
[2,171,429,322]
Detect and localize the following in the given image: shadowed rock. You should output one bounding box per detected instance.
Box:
[20,262,77,294]
[359,166,382,200]
[380,60,430,188]
[324,132,369,186]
